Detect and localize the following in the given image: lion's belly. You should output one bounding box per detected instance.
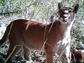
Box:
[23,39,45,51]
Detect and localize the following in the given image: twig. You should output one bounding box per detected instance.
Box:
[27,1,37,8]
[25,0,27,19]
[34,4,44,19]
[26,7,35,30]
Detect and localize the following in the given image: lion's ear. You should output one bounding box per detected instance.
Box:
[58,3,63,10]
[73,3,79,13]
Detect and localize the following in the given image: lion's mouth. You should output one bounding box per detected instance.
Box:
[60,17,68,22]
[63,20,67,22]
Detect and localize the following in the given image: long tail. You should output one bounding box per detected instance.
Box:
[0,23,12,45]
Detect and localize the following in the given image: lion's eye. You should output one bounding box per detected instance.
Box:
[69,10,72,13]
[59,10,63,14]
[59,10,62,12]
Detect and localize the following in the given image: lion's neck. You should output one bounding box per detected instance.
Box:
[57,21,73,39]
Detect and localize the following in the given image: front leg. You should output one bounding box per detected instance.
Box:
[61,44,71,63]
[45,44,53,63]
[46,53,53,63]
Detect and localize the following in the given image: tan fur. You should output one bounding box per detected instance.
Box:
[0,3,79,63]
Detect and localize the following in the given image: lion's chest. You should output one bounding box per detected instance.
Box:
[53,37,70,52]
[53,27,71,53]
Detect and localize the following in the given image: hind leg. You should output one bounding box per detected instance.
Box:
[23,45,30,60]
[6,43,22,63]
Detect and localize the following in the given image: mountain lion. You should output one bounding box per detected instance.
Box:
[0,3,79,63]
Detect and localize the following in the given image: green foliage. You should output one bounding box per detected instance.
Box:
[71,1,84,49]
